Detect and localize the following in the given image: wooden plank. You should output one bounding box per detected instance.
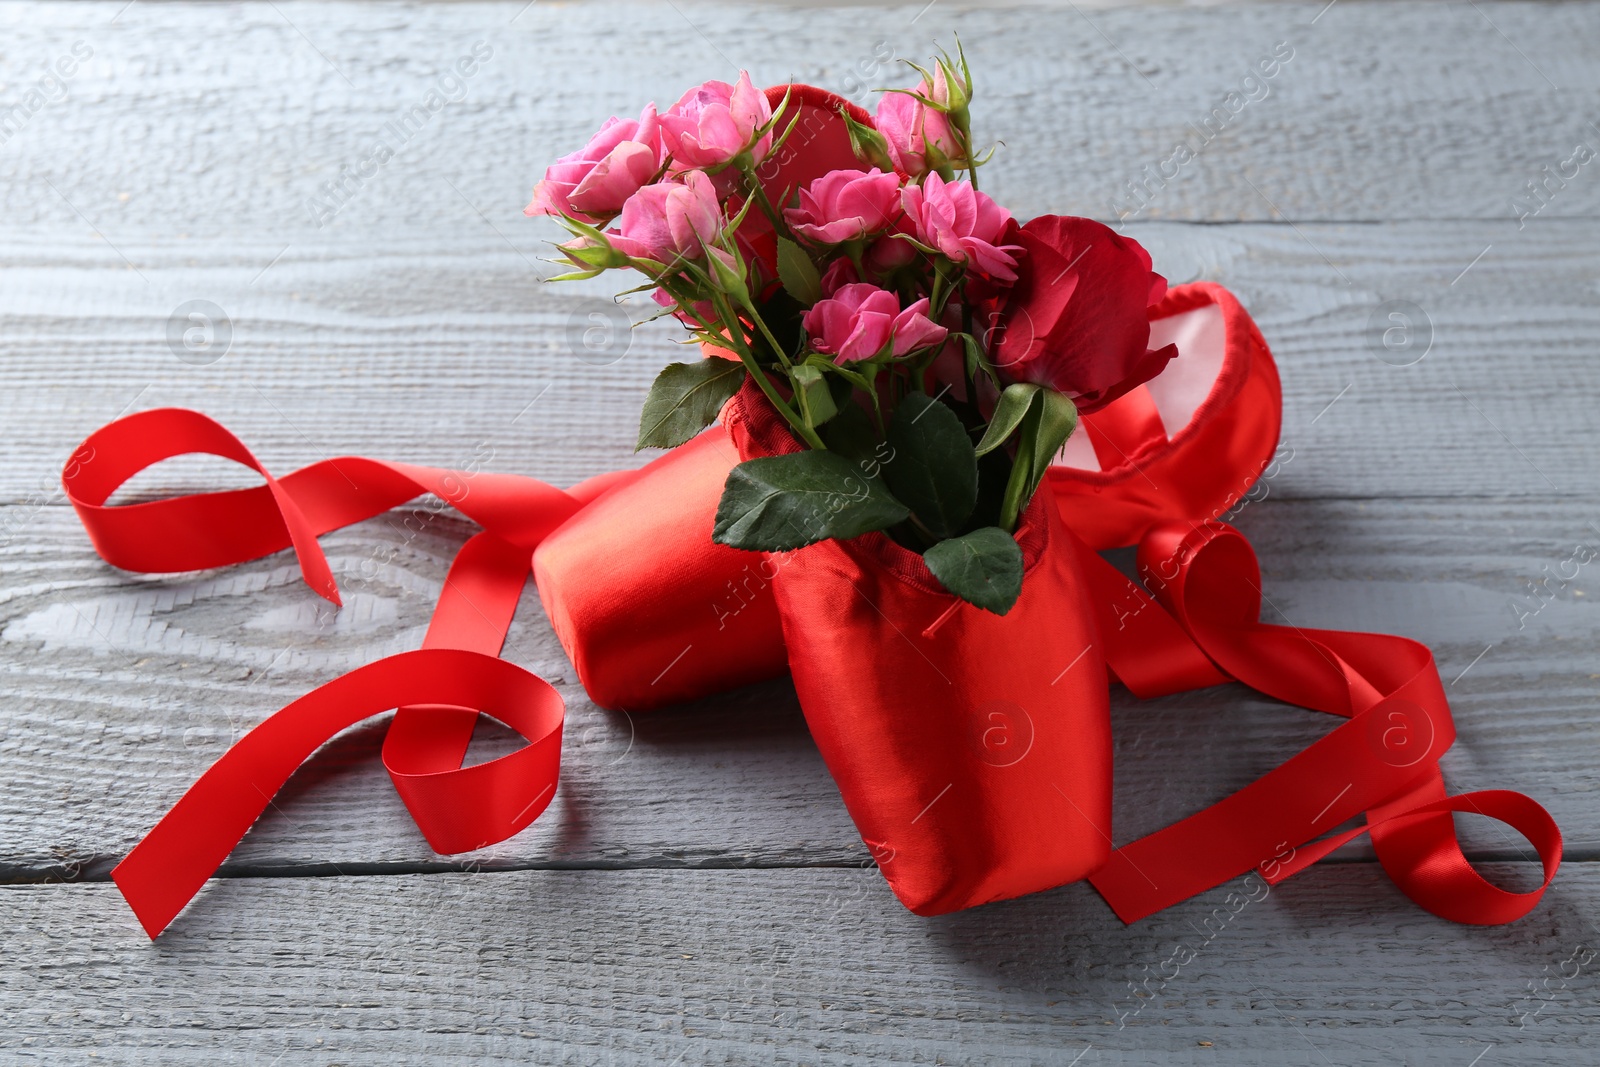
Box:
[2,496,1594,875]
[3,865,1596,1063]
[1,220,1598,504]
[2,1,1596,1059]
[3,1,1598,234]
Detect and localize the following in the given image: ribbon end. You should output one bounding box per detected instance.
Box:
[111,858,176,941]
[921,598,962,640]
[303,561,342,607]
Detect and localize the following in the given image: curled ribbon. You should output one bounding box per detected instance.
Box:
[62,407,1561,937]
[65,408,631,937]
[1078,522,1562,926]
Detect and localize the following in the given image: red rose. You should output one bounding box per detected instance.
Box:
[989,215,1177,412]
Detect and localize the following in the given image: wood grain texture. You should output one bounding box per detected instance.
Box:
[2,496,1595,877]
[3,866,1598,1064]
[2,0,1598,1062]
[3,0,1599,235]
[2,221,1599,504]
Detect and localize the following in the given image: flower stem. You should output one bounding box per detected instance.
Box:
[711,292,827,450]
[742,298,793,370]
[738,159,790,239]
[997,403,1038,532]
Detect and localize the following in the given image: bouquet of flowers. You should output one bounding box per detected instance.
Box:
[60,51,1562,939]
[528,49,1174,615]
[526,50,1180,913]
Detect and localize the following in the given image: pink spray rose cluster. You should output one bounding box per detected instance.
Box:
[526,71,774,267]
[783,167,902,246]
[528,47,1181,612]
[875,64,967,176]
[780,164,1021,364]
[658,74,773,172]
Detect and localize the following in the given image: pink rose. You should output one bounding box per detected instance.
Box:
[660,71,773,171]
[783,168,904,245]
[874,69,963,176]
[803,282,948,363]
[901,171,1023,282]
[608,170,723,264]
[525,105,663,222]
[989,215,1177,413]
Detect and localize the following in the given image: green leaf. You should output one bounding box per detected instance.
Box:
[776,237,823,307]
[974,382,1041,455]
[960,332,982,381]
[923,527,1024,615]
[713,451,910,551]
[996,387,1078,530]
[883,393,978,540]
[825,366,856,413]
[958,331,1000,390]
[811,352,875,394]
[636,358,746,451]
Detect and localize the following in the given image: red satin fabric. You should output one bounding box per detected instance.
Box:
[533,429,788,710]
[113,646,563,939]
[1077,522,1560,925]
[65,408,633,935]
[1051,282,1282,548]
[723,385,1111,914]
[59,335,1559,933]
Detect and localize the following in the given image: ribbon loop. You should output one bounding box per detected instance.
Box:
[64,407,345,603]
[62,407,589,605]
[112,648,563,939]
[1083,520,1562,926]
[66,410,595,936]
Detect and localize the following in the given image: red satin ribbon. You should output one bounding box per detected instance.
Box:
[113,646,563,939]
[62,407,1561,937]
[1078,522,1561,925]
[66,408,629,936]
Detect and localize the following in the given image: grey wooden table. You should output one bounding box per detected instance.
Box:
[3,1,1598,1063]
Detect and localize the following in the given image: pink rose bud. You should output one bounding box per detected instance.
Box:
[901,171,1023,282]
[864,227,918,274]
[653,286,716,327]
[818,256,860,297]
[989,215,1178,413]
[608,170,724,264]
[802,282,949,364]
[660,71,773,171]
[783,168,905,246]
[925,54,972,134]
[525,105,664,223]
[873,69,963,177]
